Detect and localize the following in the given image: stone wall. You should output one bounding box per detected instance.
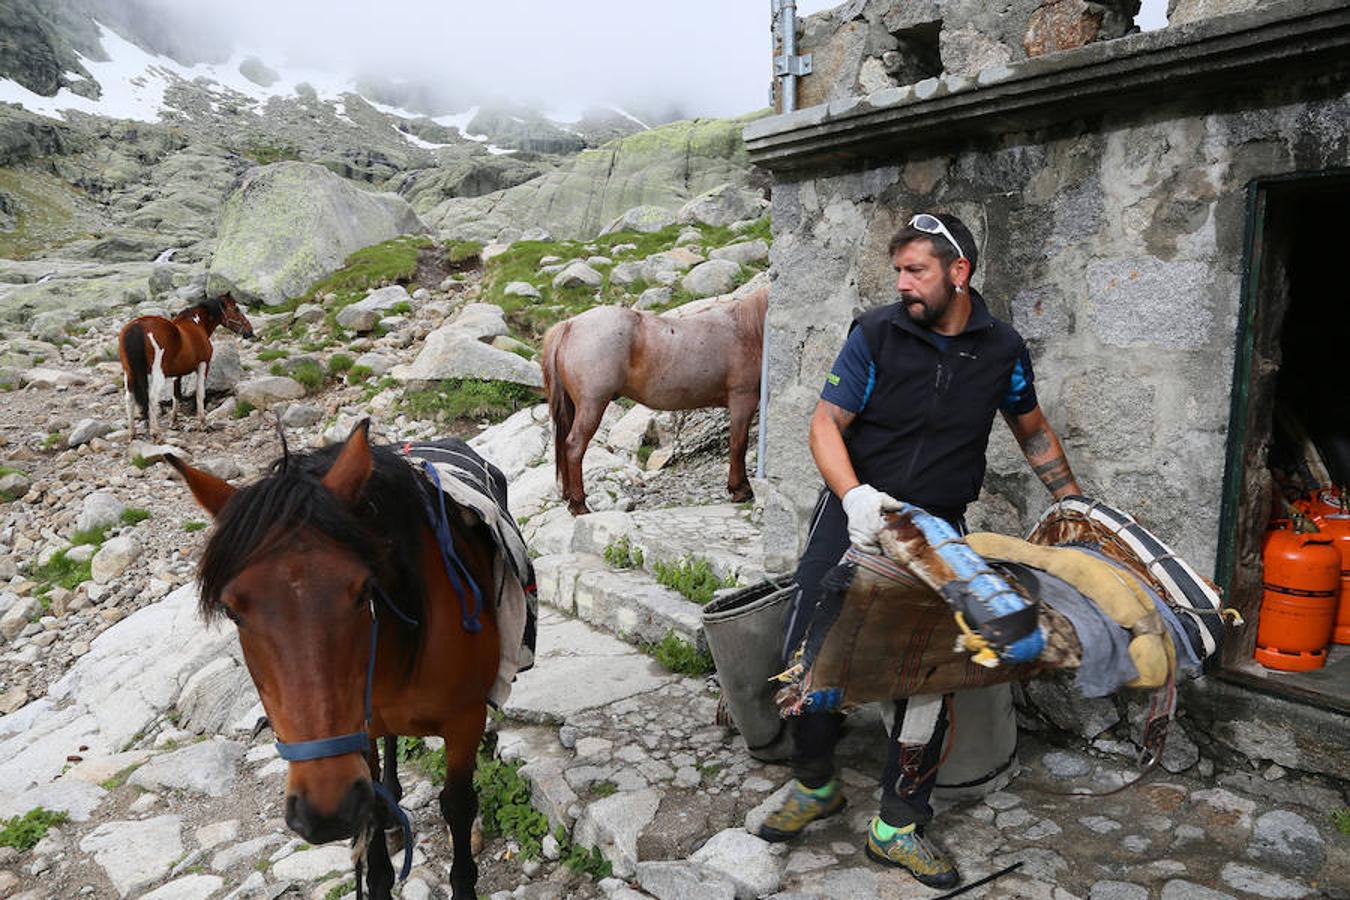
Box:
[753,69,1350,575]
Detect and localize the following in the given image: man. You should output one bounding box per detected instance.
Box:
[758,213,1081,888]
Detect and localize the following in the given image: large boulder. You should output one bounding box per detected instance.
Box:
[336,284,412,332]
[429,114,764,242]
[208,162,426,307]
[677,184,768,228]
[391,334,542,388]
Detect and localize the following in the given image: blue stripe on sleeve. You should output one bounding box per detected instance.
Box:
[821,327,875,413]
[1001,347,1038,415]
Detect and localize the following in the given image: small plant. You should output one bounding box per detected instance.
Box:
[42,433,63,450]
[183,520,207,532]
[636,444,654,467]
[232,400,255,419]
[390,302,412,316]
[563,841,613,880]
[398,379,538,424]
[326,353,354,376]
[130,454,150,470]
[396,737,447,785]
[345,365,374,385]
[0,807,68,851]
[475,737,549,859]
[642,630,715,677]
[592,780,617,798]
[257,349,289,362]
[602,535,644,570]
[121,507,151,526]
[652,557,737,605]
[99,764,141,791]
[1333,807,1350,836]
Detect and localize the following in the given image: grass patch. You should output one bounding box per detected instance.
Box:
[42,433,63,450]
[306,235,431,322]
[1333,807,1350,836]
[602,535,644,570]
[0,807,68,851]
[652,557,737,605]
[232,400,256,419]
[70,525,109,546]
[322,880,355,900]
[256,348,289,362]
[130,454,150,470]
[642,630,715,677]
[121,508,151,526]
[475,735,550,860]
[99,764,141,791]
[396,737,447,785]
[286,359,325,391]
[398,379,538,424]
[183,520,207,533]
[591,780,617,798]
[444,240,483,267]
[326,353,354,376]
[346,365,374,385]
[239,141,301,165]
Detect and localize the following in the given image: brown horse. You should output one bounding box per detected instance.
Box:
[118,294,254,439]
[541,285,768,515]
[167,421,501,900]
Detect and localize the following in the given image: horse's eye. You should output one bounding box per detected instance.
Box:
[220,604,240,624]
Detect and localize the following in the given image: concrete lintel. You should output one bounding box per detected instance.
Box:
[746,1,1350,173]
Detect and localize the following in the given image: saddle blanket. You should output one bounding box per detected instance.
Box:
[401,439,537,707]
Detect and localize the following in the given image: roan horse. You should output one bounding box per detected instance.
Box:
[118,294,254,439]
[167,421,501,900]
[541,285,768,515]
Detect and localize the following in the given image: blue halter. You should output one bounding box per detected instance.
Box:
[273,583,419,881]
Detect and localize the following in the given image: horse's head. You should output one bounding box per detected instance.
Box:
[217,293,255,339]
[168,421,386,845]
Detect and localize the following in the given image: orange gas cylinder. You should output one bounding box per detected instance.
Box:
[1254,527,1340,671]
[1320,514,1350,644]
[1305,487,1345,524]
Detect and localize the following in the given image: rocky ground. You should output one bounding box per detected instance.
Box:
[0,214,1344,900]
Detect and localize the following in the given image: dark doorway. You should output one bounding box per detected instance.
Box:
[1217,170,1350,711]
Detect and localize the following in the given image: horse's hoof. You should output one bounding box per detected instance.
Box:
[729,488,754,503]
[567,503,590,517]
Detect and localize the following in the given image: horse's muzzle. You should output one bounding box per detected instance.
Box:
[285,778,373,844]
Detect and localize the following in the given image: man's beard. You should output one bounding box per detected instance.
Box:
[900,282,955,327]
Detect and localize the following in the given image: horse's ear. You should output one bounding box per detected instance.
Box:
[165,454,236,517]
[321,419,373,506]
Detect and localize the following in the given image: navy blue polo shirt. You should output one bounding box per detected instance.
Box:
[820,289,1036,519]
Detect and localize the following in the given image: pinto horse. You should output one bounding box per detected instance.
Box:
[541,285,768,515]
[118,294,254,439]
[167,421,501,900]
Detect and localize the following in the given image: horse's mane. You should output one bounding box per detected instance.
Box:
[733,287,767,348]
[197,443,430,649]
[174,296,224,322]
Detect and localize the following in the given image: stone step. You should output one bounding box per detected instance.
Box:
[571,503,767,586]
[535,552,705,648]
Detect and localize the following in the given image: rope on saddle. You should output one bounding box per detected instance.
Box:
[419,460,483,633]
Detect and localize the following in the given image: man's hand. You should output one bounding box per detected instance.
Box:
[842,484,903,553]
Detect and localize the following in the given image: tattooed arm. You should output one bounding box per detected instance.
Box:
[809,399,861,499]
[1003,405,1082,498]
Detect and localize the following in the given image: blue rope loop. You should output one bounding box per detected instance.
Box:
[373,781,415,881]
[419,460,483,633]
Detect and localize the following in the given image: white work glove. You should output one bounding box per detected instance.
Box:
[841,484,903,554]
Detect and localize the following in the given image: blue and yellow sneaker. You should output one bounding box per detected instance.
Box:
[864,816,959,889]
[756,780,848,842]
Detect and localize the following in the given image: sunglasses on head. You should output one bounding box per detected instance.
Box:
[909,214,968,262]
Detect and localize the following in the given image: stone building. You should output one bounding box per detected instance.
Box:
[748,0,1350,778]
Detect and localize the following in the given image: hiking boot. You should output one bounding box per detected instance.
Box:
[756,780,847,842]
[864,817,959,889]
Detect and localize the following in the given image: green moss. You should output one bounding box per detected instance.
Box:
[326,353,354,375]
[591,780,617,798]
[183,520,207,533]
[345,365,374,385]
[642,630,715,677]
[99,764,141,791]
[398,379,538,424]
[130,454,150,470]
[238,141,301,165]
[232,400,256,419]
[652,557,737,605]
[42,433,63,450]
[257,349,289,362]
[1333,807,1350,836]
[0,807,68,851]
[70,525,108,546]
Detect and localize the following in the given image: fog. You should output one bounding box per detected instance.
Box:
[126,0,1171,120]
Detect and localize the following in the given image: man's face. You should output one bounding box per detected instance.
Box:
[893,239,957,328]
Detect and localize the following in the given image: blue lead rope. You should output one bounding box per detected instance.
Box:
[420,461,483,633]
[274,585,419,881]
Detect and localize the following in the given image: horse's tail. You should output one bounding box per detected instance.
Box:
[541,323,575,484]
[120,322,150,418]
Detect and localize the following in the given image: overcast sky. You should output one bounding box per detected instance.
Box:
[134,0,1171,119]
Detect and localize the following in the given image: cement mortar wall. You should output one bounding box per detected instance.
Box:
[758,83,1350,575]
